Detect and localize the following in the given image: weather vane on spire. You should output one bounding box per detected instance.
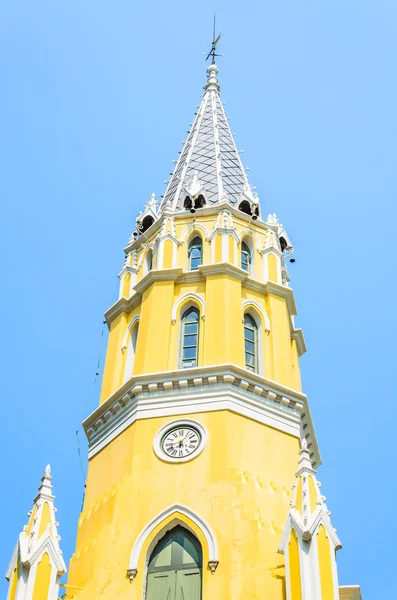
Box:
[205,15,222,65]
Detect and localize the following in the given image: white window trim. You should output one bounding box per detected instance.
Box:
[127,503,219,582]
[171,294,205,325]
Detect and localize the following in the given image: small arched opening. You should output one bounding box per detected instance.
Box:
[238,200,259,219]
[140,215,155,233]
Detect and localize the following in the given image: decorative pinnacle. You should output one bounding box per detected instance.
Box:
[205,63,220,92]
[34,463,54,502]
[296,438,316,476]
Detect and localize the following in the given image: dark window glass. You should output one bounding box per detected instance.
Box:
[188,237,203,270]
[244,313,258,372]
[181,307,199,368]
[241,242,251,272]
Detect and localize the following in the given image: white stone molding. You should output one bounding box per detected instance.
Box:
[153,418,208,463]
[238,229,261,251]
[127,503,219,580]
[180,223,210,244]
[242,300,271,333]
[83,364,319,466]
[171,293,205,324]
[105,267,304,360]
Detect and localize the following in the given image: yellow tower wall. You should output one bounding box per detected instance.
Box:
[68,411,300,599]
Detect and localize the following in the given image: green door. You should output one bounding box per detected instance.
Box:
[146,526,202,600]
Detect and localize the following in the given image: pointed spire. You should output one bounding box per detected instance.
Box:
[159,62,260,216]
[5,465,66,600]
[278,441,342,599]
[34,464,54,503]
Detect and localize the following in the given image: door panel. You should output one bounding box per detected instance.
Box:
[176,569,201,600]
[146,571,176,600]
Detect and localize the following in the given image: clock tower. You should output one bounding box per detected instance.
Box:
[6,61,362,600]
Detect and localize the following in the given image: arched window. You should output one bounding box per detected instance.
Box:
[180,307,199,368]
[131,322,139,358]
[123,320,140,383]
[241,241,251,272]
[146,249,153,273]
[244,313,258,372]
[188,237,202,270]
[146,526,202,600]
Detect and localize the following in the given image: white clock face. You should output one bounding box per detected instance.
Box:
[161,426,201,459]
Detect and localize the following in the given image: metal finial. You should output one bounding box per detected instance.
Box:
[205,14,221,65]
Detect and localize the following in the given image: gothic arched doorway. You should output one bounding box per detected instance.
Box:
[146,525,202,600]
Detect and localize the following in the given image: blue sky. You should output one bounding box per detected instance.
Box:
[1,1,396,597]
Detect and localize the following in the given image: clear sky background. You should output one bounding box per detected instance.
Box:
[1,1,396,597]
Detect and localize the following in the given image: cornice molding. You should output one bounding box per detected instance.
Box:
[291,328,306,356]
[198,263,247,281]
[105,263,300,331]
[243,277,298,316]
[83,364,320,467]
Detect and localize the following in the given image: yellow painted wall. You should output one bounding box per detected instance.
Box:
[101,219,302,400]
[295,477,303,516]
[73,210,306,598]
[38,501,51,539]
[8,559,19,600]
[308,476,318,514]
[268,253,279,283]
[266,294,294,388]
[121,273,131,298]
[134,281,175,373]
[204,275,244,366]
[214,234,223,262]
[32,552,51,600]
[163,239,174,268]
[288,530,302,600]
[100,312,129,403]
[68,411,299,599]
[317,525,335,600]
[228,235,235,265]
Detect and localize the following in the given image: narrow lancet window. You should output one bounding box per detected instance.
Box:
[146,249,153,273]
[188,237,203,270]
[180,307,199,368]
[241,241,251,272]
[244,313,258,372]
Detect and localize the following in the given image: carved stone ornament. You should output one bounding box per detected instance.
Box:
[302,530,312,542]
[208,560,219,574]
[127,568,138,582]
